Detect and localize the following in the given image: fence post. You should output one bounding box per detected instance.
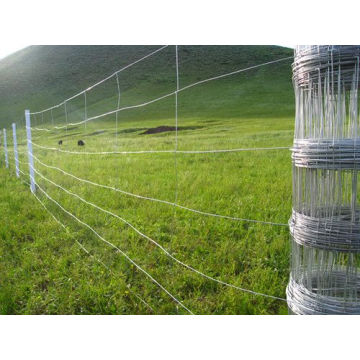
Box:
[12,123,20,178]
[3,128,9,168]
[25,110,36,193]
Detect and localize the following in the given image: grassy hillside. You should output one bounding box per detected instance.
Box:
[0,45,293,126]
[0,45,294,314]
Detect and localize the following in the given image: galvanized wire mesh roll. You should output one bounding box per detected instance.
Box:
[288,45,360,314]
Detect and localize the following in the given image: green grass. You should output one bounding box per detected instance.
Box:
[0,45,294,314]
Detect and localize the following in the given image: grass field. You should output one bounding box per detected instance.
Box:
[0,45,294,314]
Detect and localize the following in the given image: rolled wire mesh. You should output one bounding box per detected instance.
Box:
[287,45,360,314]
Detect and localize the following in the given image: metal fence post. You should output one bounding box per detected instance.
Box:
[12,123,19,178]
[3,128,9,168]
[25,110,36,193]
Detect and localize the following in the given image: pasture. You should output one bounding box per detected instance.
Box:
[0,45,294,314]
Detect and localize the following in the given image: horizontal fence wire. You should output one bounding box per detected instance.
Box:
[178,56,293,92]
[17,163,152,310]
[31,164,286,302]
[50,91,175,130]
[31,154,289,226]
[14,153,185,312]
[29,140,291,156]
[30,186,155,313]
[29,45,169,116]
[31,174,194,314]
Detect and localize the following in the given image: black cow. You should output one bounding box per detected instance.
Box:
[58,140,63,145]
[78,140,85,146]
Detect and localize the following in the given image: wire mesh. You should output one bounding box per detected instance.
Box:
[288,45,360,314]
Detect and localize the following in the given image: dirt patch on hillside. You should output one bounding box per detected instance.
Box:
[141,125,203,135]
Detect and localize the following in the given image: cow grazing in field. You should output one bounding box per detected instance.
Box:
[78,140,85,146]
[58,140,63,145]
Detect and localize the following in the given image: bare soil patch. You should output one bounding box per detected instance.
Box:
[141,125,203,135]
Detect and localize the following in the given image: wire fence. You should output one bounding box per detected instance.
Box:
[1,45,293,314]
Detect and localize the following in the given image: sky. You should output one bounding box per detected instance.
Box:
[0,44,28,60]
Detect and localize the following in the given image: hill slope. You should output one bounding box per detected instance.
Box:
[0,45,293,127]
